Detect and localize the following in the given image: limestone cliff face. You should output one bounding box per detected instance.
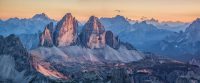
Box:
[80,16,106,48]
[37,14,135,50]
[39,22,54,47]
[53,13,78,47]
[105,31,120,49]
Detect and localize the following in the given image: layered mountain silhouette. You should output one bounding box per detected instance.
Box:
[53,13,78,46]
[0,13,55,36]
[36,13,143,63]
[0,35,67,82]
[1,13,200,83]
[1,34,199,82]
[153,18,200,61]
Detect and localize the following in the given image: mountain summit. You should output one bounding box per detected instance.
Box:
[39,22,54,47]
[53,13,78,46]
[114,15,127,20]
[100,15,131,35]
[80,16,106,48]
[32,13,51,20]
[185,18,200,42]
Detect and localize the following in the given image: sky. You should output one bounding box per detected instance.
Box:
[0,0,200,22]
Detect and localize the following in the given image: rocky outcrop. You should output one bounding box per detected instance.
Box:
[0,34,28,56]
[36,14,137,51]
[100,15,131,35]
[0,34,32,82]
[32,13,55,21]
[79,16,134,50]
[53,13,78,47]
[105,31,120,49]
[0,34,67,82]
[39,22,54,47]
[152,18,200,61]
[185,18,200,42]
[80,16,106,48]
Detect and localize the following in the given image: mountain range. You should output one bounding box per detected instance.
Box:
[0,13,145,82]
[0,13,199,58]
[0,13,55,36]
[1,34,199,82]
[37,13,143,62]
[153,18,200,61]
[128,18,189,32]
[0,13,200,83]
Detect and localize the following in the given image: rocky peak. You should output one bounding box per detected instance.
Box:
[140,21,147,24]
[185,18,200,41]
[32,13,50,20]
[100,15,131,35]
[194,18,200,22]
[39,22,54,47]
[85,16,105,34]
[80,16,106,48]
[133,21,157,31]
[186,18,200,31]
[149,18,159,22]
[0,34,26,54]
[114,15,126,20]
[54,13,78,46]
[105,31,120,49]
[0,34,30,71]
[112,15,130,26]
[7,17,20,21]
[114,15,130,25]
[0,34,59,82]
[58,13,74,23]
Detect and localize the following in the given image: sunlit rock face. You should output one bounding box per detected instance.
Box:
[0,34,28,56]
[39,22,54,47]
[0,34,67,82]
[80,16,106,48]
[53,13,78,47]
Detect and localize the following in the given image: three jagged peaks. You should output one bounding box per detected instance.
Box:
[39,13,123,49]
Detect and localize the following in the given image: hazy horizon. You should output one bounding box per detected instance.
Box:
[1,12,197,23]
